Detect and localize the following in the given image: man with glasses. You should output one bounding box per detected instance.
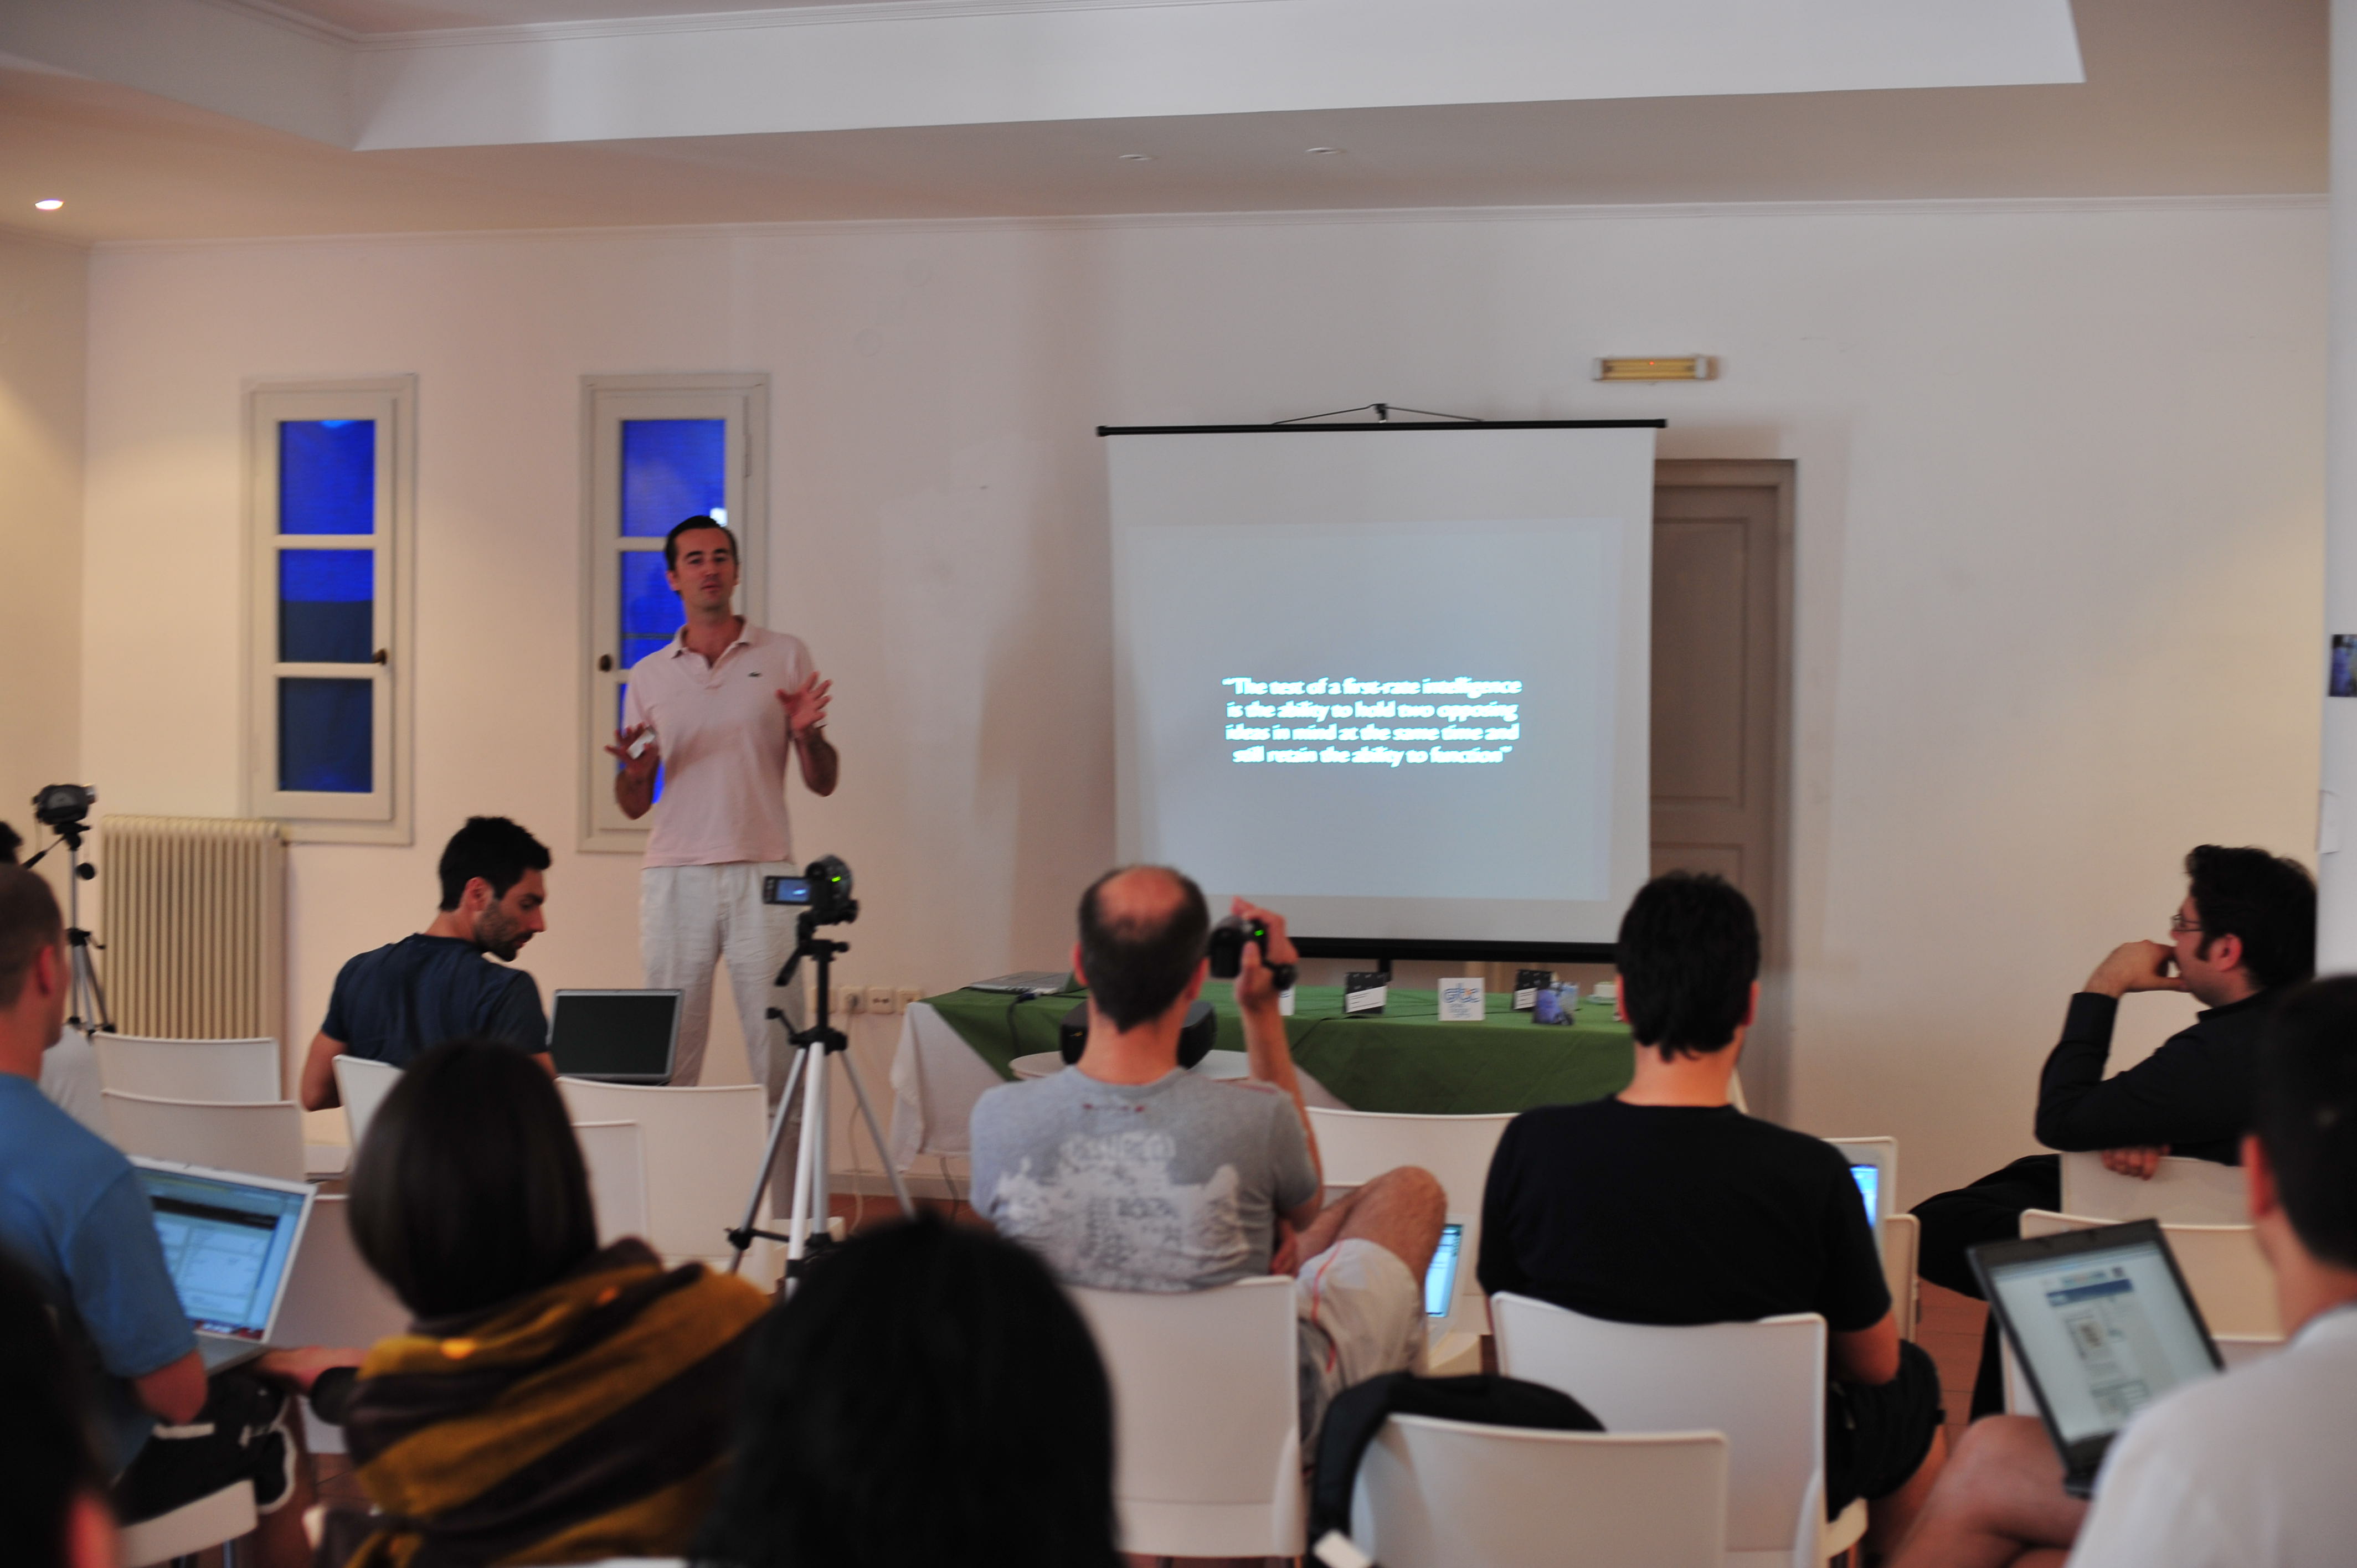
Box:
[1912,844,2315,1416]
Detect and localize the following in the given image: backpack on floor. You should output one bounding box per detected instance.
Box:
[1308,1371,1604,1548]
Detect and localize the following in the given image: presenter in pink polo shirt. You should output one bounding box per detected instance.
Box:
[605,516,840,1092]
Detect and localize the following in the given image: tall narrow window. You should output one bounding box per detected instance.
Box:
[247,379,415,842]
[581,375,768,849]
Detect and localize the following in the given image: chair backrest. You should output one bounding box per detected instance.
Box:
[2058,1151,2248,1224]
[272,1193,410,1349]
[1306,1106,1514,1328]
[572,1120,651,1246]
[1491,1293,1825,1558]
[332,1055,403,1153]
[1068,1276,1304,1559]
[94,1033,280,1103]
[555,1079,768,1270]
[1350,1414,1727,1568]
[1881,1212,1920,1340]
[2019,1210,2281,1336]
[102,1090,307,1182]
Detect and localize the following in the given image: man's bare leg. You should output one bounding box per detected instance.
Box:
[1294,1165,1445,1280]
[1887,1416,2086,1568]
[1865,1423,1947,1556]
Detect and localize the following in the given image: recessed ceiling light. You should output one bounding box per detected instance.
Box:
[1118,153,1155,162]
[33,198,63,211]
[1305,147,1344,156]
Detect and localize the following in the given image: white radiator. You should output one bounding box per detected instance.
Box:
[100,815,286,1042]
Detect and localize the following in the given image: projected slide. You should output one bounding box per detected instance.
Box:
[1109,426,1655,945]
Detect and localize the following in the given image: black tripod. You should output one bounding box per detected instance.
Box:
[24,818,112,1036]
[724,910,913,1289]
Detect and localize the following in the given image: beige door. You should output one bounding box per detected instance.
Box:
[1651,460,1793,1108]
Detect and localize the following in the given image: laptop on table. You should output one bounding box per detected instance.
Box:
[1970,1219,2225,1497]
[549,988,682,1085]
[133,1158,315,1374]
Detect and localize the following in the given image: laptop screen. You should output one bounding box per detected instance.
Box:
[549,990,681,1082]
[137,1165,308,1340]
[1850,1164,1880,1233]
[1424,1221,1464,1317]
[1983,1233,2220,1448]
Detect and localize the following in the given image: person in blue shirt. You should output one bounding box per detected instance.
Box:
[298,816,555,1111]
[0,865,320,1565]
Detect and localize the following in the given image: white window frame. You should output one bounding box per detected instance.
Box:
[244,376,416,844]
[580,374,769,852]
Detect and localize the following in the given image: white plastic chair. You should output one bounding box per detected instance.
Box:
[573,1120,651,1246]
[118,1480,258,1567]
[1491,1293,1866,1568]
[102,1090,307,1182]
[273,1193,412,1456]
[333,1054,403,1154]
[1825,1137,1917,1339]
[1069,1276,1304,1559]
[1349,1414,1727,1568]
[1306,1105,1514,1356]
[2059,1151,2248,1224]
[556,1080,771,1278]
[94,1033,281,1102]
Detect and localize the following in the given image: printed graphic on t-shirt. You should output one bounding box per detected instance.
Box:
[988,1129,1247,1291]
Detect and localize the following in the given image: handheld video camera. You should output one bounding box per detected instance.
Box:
[33,783,95,831]
[763,854,858,926]
[1207,914,1297,991]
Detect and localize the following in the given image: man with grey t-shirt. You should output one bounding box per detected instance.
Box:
[970,865,1445,1439]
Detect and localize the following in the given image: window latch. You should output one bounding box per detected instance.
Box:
[598,654,614,672]
[372,648,388,665]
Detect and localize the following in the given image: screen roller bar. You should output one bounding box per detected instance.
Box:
[1294,937,1614,964]
[1097,420,1668,436]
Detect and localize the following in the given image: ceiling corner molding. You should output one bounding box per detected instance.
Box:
[191,0,367,47]
[361,0,1290,51]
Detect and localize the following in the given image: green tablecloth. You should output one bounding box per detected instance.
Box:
[918,982,1635,1115]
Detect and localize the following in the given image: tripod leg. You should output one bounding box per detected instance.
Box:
[840,1050,917,1219]
[728,1042,812,1275]
[784,1046,830,1292]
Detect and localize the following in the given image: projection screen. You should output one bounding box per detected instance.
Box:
[1107,422,1656,949]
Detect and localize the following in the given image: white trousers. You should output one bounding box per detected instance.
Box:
[639,862,807,1097]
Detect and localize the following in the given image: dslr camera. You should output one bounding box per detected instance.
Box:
[761,854,858,926]
[1207,914,1296,991]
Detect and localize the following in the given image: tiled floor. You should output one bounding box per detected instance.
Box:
[1917,1278,1990,1453]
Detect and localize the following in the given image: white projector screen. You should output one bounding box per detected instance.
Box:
[1108,423,1656,948]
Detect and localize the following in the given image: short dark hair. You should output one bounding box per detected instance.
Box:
[1615,871,1761,1060]
[0,1248,104,1568]
[1076,866,1211,1031]
[664,515,739,572]
[2256,977,2357,1269]
[696,1216,1119,1568]
[2185,844,2316,992]
[348,1039,599,1318]
[436,816,550,912]
[0,866,63,1010]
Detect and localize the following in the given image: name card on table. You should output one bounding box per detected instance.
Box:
[1438,977,1485,1022]
[1344,973,1388,1015]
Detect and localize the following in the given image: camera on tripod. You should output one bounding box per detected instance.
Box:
[762,854,857,926]
[33,783,95,833]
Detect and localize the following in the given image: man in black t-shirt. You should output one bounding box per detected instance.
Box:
[1480,872,1947,1553]
[297,818,555,1110]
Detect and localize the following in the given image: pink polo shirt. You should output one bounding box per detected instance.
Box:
[622,624,814,868]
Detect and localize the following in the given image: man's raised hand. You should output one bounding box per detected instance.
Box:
[2085,940,2187,999]
[604,724,660,783]
[778,672,832,741]
[1229,896,1299,1011]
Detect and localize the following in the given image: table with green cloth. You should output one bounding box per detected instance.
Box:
[915,981,1635,1115]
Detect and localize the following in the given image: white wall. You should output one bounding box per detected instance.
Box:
[82,198,2324,1199]
[0,229,86,909]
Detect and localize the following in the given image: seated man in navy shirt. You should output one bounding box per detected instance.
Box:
[0,866,323,1566]
[299,816,554,1110]
[1480,871,1947,1555]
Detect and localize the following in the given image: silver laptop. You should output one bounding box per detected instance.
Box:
[966,972,1072,997]
[1423,1220,1466,1319]
[549,988,682,1085]
[1971,1219,2224,1497]
[133,1158,316,1374]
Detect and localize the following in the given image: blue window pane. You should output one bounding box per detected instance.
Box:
[618,686,663,804]
[622,551,679,668]
[280,420,375,535]
[279,550,373,663]
[621,419,725,538]
[280,678,372,793]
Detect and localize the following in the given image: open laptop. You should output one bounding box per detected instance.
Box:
[1423,1220,1466,1319]
[548,988,682,1085]
[1826,1137,1895,1238]
[132,1157,315,1374]
[1970,1219,2225,1497]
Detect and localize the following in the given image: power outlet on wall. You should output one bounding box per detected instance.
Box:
[866,986,897,1014]
[841,987,865,1014]
[896,987,924,1013]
